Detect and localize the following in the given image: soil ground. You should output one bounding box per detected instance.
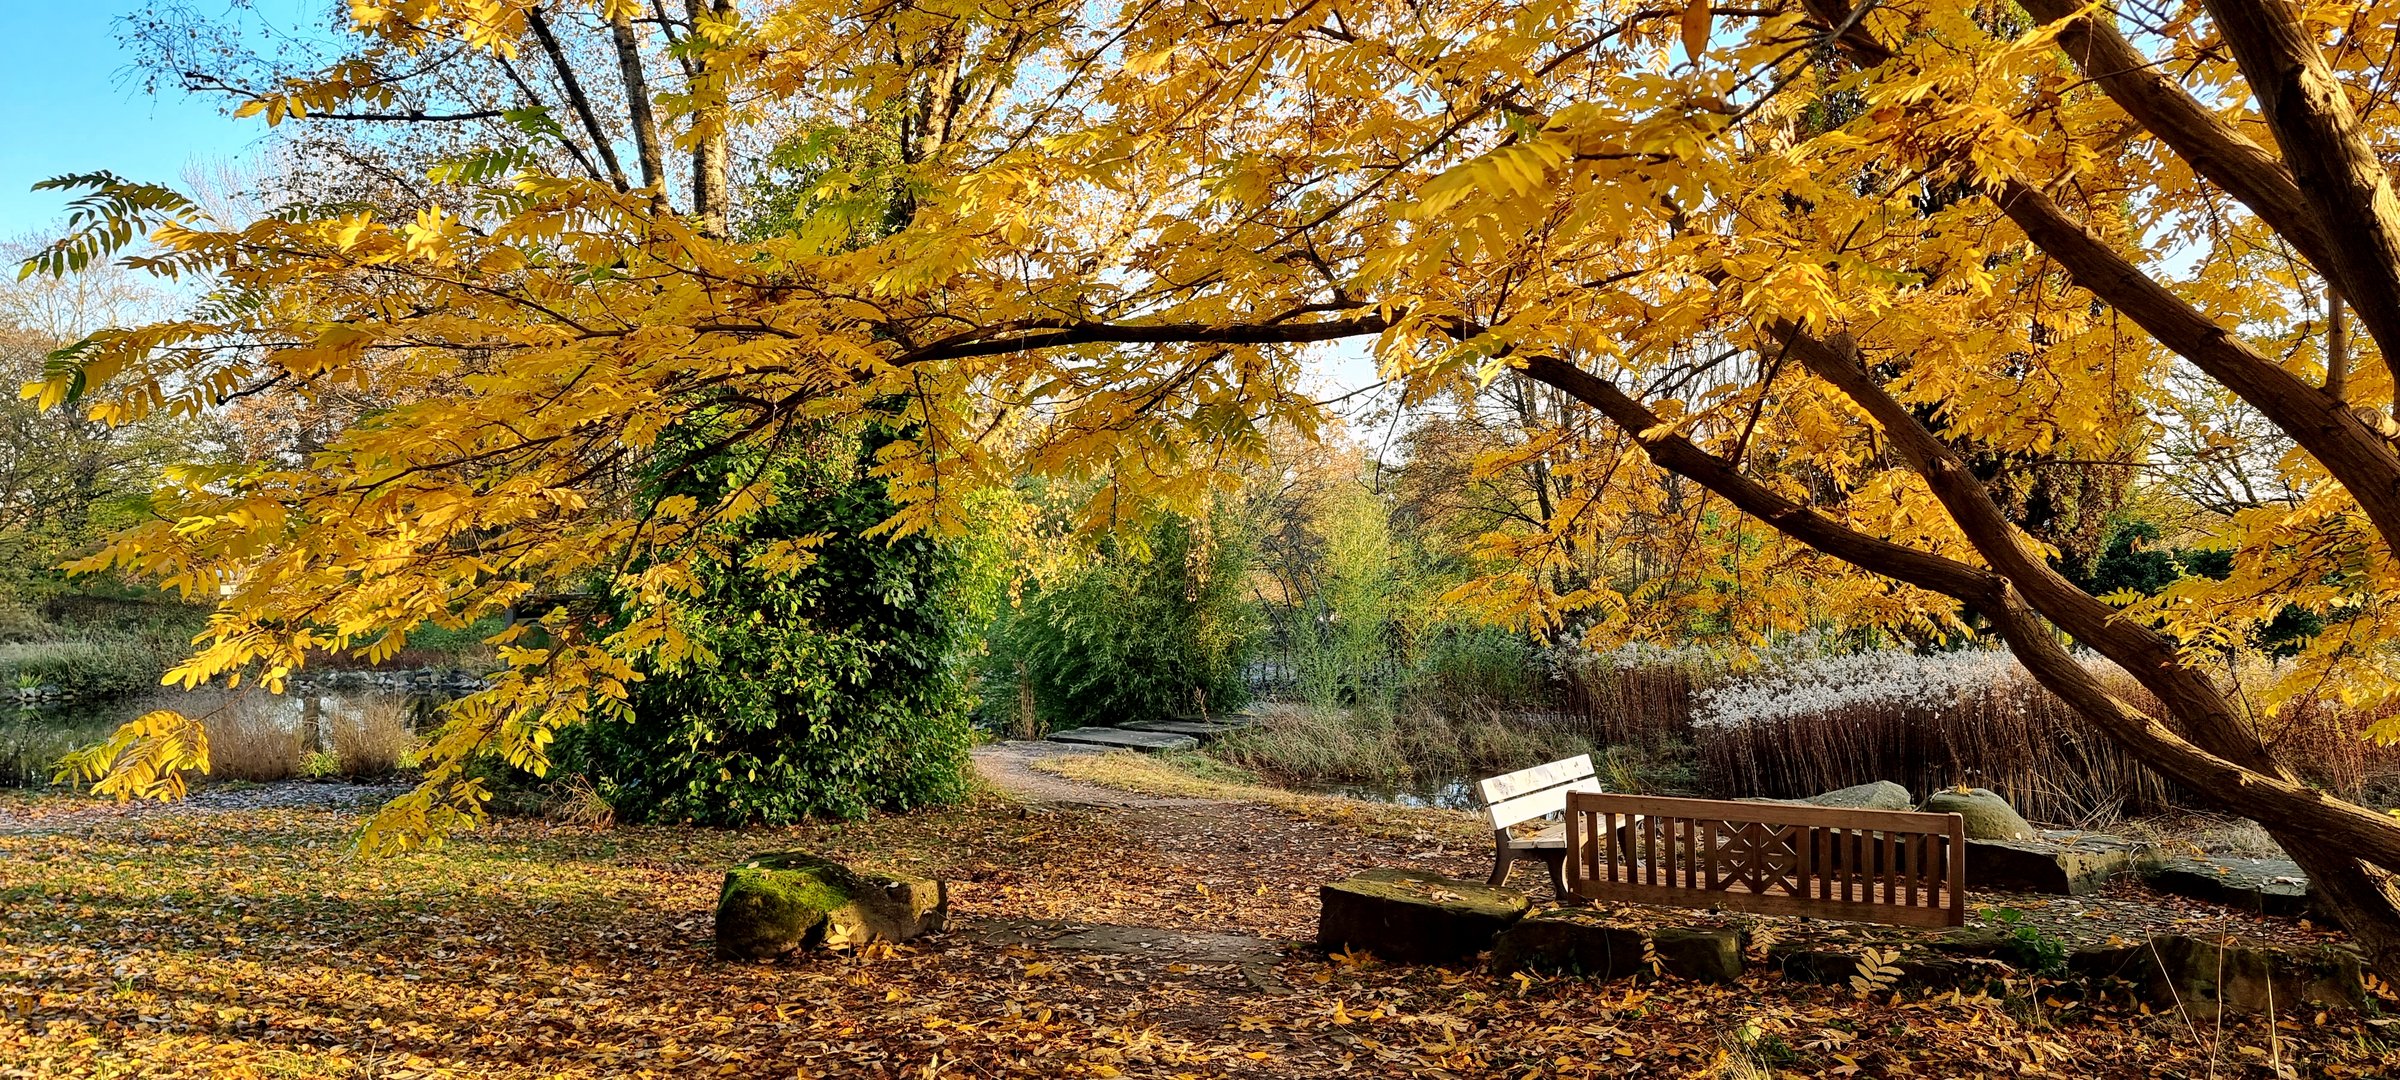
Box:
[0,746,2392,1078]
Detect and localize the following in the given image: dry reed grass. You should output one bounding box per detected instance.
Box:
[1211,700,1599,787]
[1034,749,1487,844]
[1692,650,2400,824]
[329,695,419,778]
[202,701,307,782]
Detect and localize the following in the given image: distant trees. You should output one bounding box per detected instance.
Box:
[0,248,215,605]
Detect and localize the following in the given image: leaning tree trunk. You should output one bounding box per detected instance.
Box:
[1512,348,2400,984]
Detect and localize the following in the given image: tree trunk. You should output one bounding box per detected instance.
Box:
[609,14,668,208]
[684,0,733,237]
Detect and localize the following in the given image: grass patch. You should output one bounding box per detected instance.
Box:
[1033,748,1488,845]
[1208,701,1608,788]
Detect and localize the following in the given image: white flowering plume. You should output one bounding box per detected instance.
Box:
[1692,649,2032,731]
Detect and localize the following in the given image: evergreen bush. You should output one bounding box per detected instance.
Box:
[576,424,975,825]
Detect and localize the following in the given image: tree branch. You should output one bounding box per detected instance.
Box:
[527,7,631,193]
[2203,0,2400,389]
[1993,180,2400,552]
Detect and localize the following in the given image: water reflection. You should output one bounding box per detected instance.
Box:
[1293,775,1481,811]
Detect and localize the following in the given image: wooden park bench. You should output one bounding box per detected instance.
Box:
[1478,755,1608,898]
[1563,792,1967,927]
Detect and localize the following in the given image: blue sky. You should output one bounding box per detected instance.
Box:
[0,5,286,237]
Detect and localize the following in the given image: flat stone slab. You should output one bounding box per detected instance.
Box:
[2144,856,2316,918]
[1121,720,1243,740]
[1491,910,1743,983]
[1045,727,1200,752]
[1968,831,2148,896]
[1319,869,1530,965]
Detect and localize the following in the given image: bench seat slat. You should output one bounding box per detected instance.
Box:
[1476,756,1596,805]
[1501,821,1565,849]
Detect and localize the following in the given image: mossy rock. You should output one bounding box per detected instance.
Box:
[1919,788,2036,841]
[715,852,947,961]
[1318,869,1529,965]
[2072,934,2364,1016]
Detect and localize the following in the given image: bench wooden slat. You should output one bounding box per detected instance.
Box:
[1476,756,1596,805]
[1564,790,1967,928]
[1483,777,1602,831]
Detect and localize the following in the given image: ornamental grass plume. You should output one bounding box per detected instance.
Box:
[1692,648,2400,825]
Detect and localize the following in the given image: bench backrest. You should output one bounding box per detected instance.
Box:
[1477,755,1601,833]
[1564,790,1966,928]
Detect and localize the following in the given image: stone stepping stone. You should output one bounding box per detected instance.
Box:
[1121,720,1243,740]
[2143,855,2316,918]
[2071,933,2363,1016]
[1045,727,1199,752]
[1967,831,2148,896]
[1773,927,2366,1015]
[1318,869,1530,964]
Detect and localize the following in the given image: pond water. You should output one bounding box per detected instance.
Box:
[1292,775,1482,811]
[1,687,449,788]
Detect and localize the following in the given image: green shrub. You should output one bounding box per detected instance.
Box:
[1407,623,1544,705]
[979,512,1258,732]
[574,423,976,826]
[1291,487,1405,708]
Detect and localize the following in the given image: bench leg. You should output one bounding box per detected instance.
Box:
[1488,846,1514,887]
[1540,851,1575,903]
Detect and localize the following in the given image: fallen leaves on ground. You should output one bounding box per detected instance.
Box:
[0,779,2393,1078]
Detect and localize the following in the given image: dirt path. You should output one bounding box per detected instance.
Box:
[969,739,1228,808]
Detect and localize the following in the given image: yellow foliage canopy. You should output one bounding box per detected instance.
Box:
[24,0,2400,872]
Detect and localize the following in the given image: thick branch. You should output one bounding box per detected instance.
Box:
[1994,180,2400,550]
[2017,0,2340,287]
[684,0,734,236]
[609,14,669,204]
[1773,325,2286,774]
[2203,0,2400,384]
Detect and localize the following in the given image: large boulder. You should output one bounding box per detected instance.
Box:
[1803,781,1912,811]
[1318,869,1529,964]
[715,852,947,960]
[1919,788,2037,841]
[1967,832,2147,896]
